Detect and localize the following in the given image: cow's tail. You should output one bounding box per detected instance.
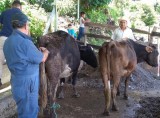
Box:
[106,41,114,81]
[39,62,47,109]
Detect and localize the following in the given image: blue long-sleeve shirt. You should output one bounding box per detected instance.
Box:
[3,29,43,76]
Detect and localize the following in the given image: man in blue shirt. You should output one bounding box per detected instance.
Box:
[3,12,49,118]
[0,1,22,86]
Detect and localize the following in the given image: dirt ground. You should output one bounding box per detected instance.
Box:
[8,62,160,118]
[54,63,160,118]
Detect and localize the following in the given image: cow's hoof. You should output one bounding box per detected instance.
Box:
[103,111,110,116]
[112,105,119,111]
[72,93,80,98]
[57,96,64,99]
[57,93,64,99]
[124,95,128,100]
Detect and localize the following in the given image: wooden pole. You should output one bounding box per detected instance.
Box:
[55,0,58,31]
[43,0,58,35]
[77,0,80,20]
[84,26,88,46]
[43,8,55,35]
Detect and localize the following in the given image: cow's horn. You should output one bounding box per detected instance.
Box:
[145,46,153,53]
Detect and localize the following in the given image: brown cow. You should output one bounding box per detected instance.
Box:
[99,39,158,116]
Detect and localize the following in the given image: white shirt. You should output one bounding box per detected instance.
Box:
[111,27,135,41]
[80,17,85,28]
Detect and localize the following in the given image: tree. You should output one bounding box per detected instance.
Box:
[80,0,112,11]
[141,4,156,41]
[141,4,156,27]
[0,0,12,12]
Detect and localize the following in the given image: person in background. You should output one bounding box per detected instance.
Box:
[111,17,135,41]
[67,23,77,39]
[0,0,22,86]
[77,11,90,41]
[111,16,135,82]
[3,12,49,118]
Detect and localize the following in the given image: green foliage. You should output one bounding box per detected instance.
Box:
[87,10,107,23]
[154,3,160,14]
[88,38,105,46]
[106,6,122,23]
[86,5,121,24]
[141,4,156,26]
[28,0,54,12]
[23,2,47,44]
[28,0,37,4]
[113,0,130,17]
[57,0,77,17]
[0,0,12,12]
[28,0,77,17]
[41,0,54,12]
[80,0,112,11]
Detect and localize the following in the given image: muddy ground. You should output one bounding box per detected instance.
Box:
[9,62,160,118]
[55,63,160,118]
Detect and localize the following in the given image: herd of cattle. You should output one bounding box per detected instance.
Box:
[38,30,159,117]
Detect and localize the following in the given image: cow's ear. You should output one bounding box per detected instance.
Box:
[145,46,153,53]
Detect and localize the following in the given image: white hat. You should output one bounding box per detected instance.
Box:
[118,16,129,22]
[118,16,131,27]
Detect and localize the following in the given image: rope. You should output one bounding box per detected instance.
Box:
[50,102,61,118]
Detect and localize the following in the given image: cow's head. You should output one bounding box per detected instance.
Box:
[79,45,98,68]
[145,45,159,67]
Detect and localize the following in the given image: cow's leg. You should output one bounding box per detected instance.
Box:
[124,76,130,100]
[117,84,120,96]
[99,47,111,116]
[102,74,111,116]
[112,76,120,111]
[49,79,59,118]
[44,63,60,118]
[56,78,65,99]
[44,78,59,118]
[72,71,80,98]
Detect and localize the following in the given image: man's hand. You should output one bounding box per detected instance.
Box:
[39,47,47,52]
[39,47,49,62]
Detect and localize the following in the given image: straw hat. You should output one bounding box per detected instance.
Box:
[118,16,131,27]
[118,16,129,23]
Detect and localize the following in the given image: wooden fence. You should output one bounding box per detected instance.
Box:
[83,22,159,46]
[82,22,160,76]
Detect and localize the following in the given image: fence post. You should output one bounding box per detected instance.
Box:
[84,26,88,46]
[150,26,157,44]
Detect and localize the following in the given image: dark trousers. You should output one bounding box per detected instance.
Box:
[77,27,84,40]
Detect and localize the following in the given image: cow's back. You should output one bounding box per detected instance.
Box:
[112,41,137,72]
[39,31,80,78]
[99,40,137,78]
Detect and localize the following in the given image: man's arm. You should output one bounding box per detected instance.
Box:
[129,29,136,41]
[111,29,117,40]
